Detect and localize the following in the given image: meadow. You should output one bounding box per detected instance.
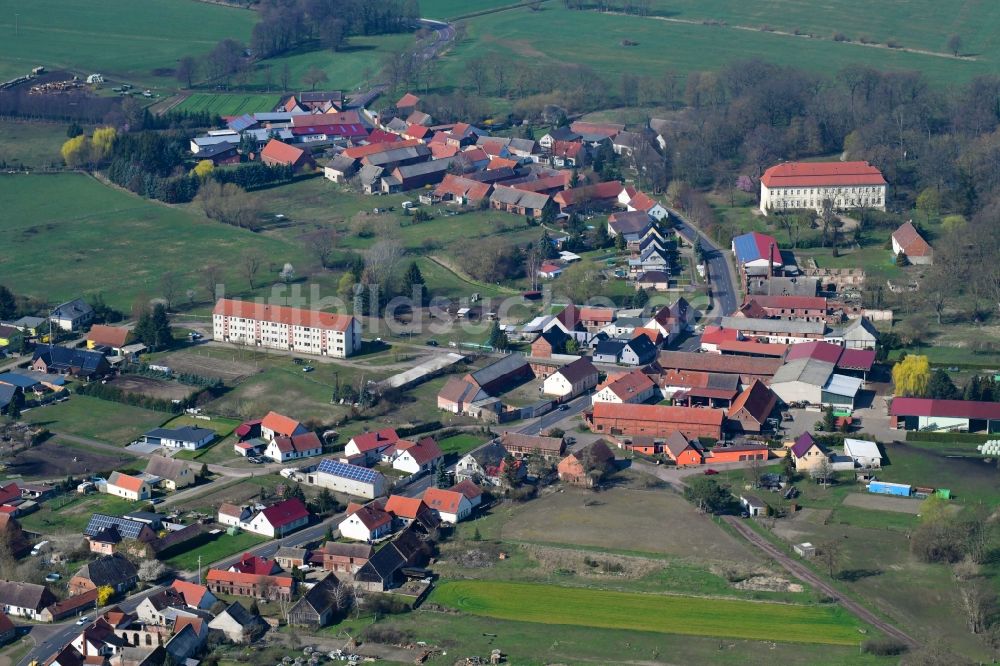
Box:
[327,611,886,666]
[430,580,866,645]
[22,394,168,445]
[436,3,991,88]
[164,530,266,570]
[0,0,255,85]
[174,93,280,116]
[0,173,310,312]
[0,120,75,169]
[19,492,138,534]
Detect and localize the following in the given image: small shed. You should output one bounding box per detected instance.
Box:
[793,542,816,558]
[739,494,767,517]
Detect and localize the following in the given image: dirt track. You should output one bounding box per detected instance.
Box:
[723,516,917,648]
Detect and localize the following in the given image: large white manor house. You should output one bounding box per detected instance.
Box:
[759,161,886,215]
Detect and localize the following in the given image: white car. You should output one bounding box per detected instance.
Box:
[76,616,90,626]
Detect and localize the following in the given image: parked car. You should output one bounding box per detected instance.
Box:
[45,573,61,582]
[76,616,90,626]
[427,339,439,347]
[302,366,314,372]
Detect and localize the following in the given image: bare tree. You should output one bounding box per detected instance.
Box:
[160,272,179,310]
[202,264,223,303]
[958,584,994,634]
[304,228,339,269]
[175,56,197,89]
[818,538,841,578]
[364,240,403,290]
[465,57,489,96]
[280,63,291,92]
[242,250,264,290]
[811,457,834,488]
[302,66,329,91]
[948,34,963,57]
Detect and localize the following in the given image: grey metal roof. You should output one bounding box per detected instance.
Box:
[395,158,451,178]
[721,317,825,336]
[358,164,383,185]
[772,358,835,386]
[52,298,92,319]
[366,145,431,167]
[326,155,357,172]
[469,355,529,387]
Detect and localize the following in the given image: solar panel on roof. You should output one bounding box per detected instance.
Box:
[317,459,379,483]
[84,514,145,540]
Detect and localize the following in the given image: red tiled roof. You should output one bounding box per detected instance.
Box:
[261,411,303,437]
[599,369,655,400]
[700,325,740,346]
[579,306,615,322]
[633,327,663,345]
[397,92,420,107]
[892,221,932,257]
[511,173,570,193]
[450,479,482,500]
[889,397,1000,420]
[657,351,782,377]
[728,379,777,422]
[231,553,276,575]
[384,495,426,520]
[397,437,443,465]
[430,143,459,159]
[343,138,422,159]
[290,123,367,138]
[260,498,309,528]
[479,140,507,156]
[761,161,886,188]
[784,341,843,364]
[404,124,431,139]
[551,140,583,160]
[109,473,145,493]
[171,580,211,607]
[347,503,392,530]
[290,111,360,127]
[260,139,306,166]
[0,483,20,506]
[838,348,875,372]
[628,191,659,212]
[422,488,464,514]
[350,428,399,453]
[214,298,354,332]
[367,129,401,145]
[86,325,131,348]
[272,432,321,454]
[488,156,518,170]
[591,402,725,426]
[434,174,492,202]
[205,569,292,588]
[717,340,789,357]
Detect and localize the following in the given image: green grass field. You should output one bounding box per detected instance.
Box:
[0,0,255,85]
[173,93,280,116]
[438,4,991,88]
[164,530,266,570]
[23,395,167,445]
[19,492,138,534]
[161,414,241,438]
[430,580,866,645]
[0,120,76,169]
[437,433,487,456]
[0,173,310,311]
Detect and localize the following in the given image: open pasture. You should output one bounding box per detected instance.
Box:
[0,0,255,85]
[174,93,280,116]
[430,580,866,645]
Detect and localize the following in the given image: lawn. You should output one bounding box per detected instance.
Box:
[19,492,138,534]
[439,4,992,92]
[437,433,487,456]
[0,120,74,170]
[164,531,266,571]
[173,93,280,116]
[161,414,241,438]
[420,0,515,20]
[430,580,866,645]
[0,0,256,86]
[330,611,886,666]
[878,441,1000,504]
[0,173,310,311]
[22,394,167,445]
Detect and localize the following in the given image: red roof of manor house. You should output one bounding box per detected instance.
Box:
[214,299,353,332]
[761,161,886,188]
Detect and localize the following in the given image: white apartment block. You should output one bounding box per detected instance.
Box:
[213,299,361,358]
[759,161,886,215]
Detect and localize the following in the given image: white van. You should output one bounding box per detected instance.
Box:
[401,201,415,210]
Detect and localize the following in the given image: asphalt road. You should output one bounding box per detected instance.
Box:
[671,209,739,320]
